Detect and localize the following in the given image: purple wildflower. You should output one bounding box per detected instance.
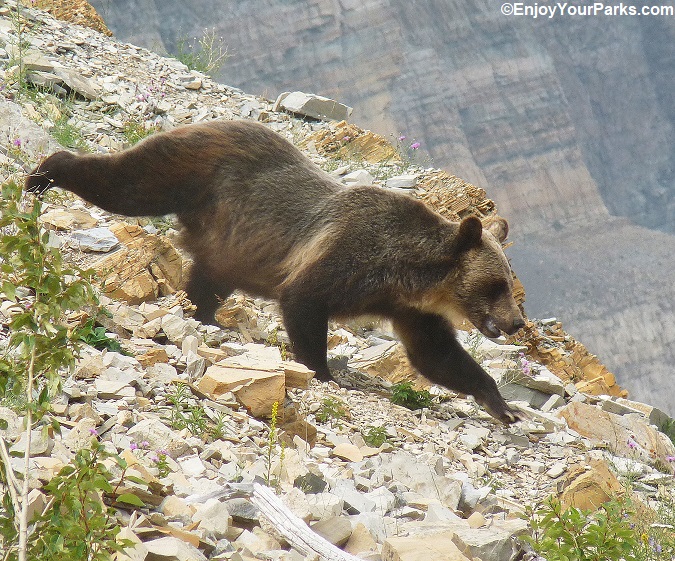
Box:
[397,135,406,141]
[666,455,675,462]
[130,441,138,451]
[519,352,532,376]
[13,138,21,148]
[410,142,421,149]
[627,438,637,450]
[89,428,98,436]
[150,454,160,463]
[141,440,150,449]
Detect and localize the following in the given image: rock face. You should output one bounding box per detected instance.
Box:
[90,0,675,415]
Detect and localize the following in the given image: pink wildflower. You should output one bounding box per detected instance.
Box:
[410,142,421,149]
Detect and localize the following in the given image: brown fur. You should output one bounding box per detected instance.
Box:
[26,120,525,423]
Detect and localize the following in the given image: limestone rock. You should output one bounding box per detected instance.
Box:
[310,516,352,546]
[305,492,344,520]
[144,536,207,561]
[560,458,626,511]
[0,407,22,440]
[93,224,182,305]
[10,429,53,457]
[51,65,102,99]
[344,522,379,556]
[342,169,375,187]
[560,401,675,473]
[451,526,515,561]
[197,365,285,418]
[274,91,352,121]
[126,418,191,459]
[192,498,231,539]
[281,360,315,389]
[383,532,471,561]
[71,227,119,252]
[40,208,97,231]
[332,442,364,463]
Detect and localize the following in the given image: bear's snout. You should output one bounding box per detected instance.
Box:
[509,317,526,333]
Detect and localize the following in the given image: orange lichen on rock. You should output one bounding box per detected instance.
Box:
[28,0,112,36]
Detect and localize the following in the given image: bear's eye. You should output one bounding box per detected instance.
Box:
[485,280,509,300]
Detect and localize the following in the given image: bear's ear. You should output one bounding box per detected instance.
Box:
[483,216,509,243]
[456,216,483,252]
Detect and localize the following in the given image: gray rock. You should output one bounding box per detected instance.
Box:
[310,516,352,547]
[0,407,22,440]
[51,65,101,99]
[452,526,515,561]
[192,498,231,539]
[331,479,377,514]
[144,536,207,561]
[498,382,552,410]
[341,169,375,187]
[274,91,353,121]
[162,313,199,345]
[71,227,119,252]
[384,174,418,189]
[126,418,191,459]
[225,497,259,524]
[305,492,344,520]
[376,451,462,510]
[10,429,53,457]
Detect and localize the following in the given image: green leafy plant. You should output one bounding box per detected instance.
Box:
[76,318,125,354]
[50,113,88,151]
[362,425,388,447]
[523,496,638,561]
[0,178,103,560]
[266,328,289,361]
[24,438,138,561]
[659,418,675,446]
[166,382,208,436]
[5,1,31,96]
[153,450,171,478]
[314,397,348,424]
[465,330,484,361]
[209,411,229,441]
[174,28,229,74]
[390,381,433,410]
[265,401,279,487]
[122,119,157,146]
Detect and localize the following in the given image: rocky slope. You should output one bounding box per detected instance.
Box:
[86,0,675,416]
[1,5,674,560]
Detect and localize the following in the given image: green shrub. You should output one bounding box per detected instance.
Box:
[390,381,433,410]
[523,496,638,561]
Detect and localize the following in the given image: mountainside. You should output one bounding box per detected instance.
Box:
[1,6,675,559]
[88,0,675,415]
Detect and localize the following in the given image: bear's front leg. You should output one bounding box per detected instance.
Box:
[392,309,521,424]
[279,288,332,381]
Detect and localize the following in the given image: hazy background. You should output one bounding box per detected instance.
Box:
[90,0,675,415]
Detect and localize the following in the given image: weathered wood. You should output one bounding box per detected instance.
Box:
[251,483,361,561]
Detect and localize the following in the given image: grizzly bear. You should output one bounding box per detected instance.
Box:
[26,119,525,423]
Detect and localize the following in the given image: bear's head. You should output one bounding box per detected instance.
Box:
[25,151,77,198]
[422,216,525,338]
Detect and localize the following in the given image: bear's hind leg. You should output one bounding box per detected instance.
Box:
[392,309,520,424]
[185,267,231,325]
